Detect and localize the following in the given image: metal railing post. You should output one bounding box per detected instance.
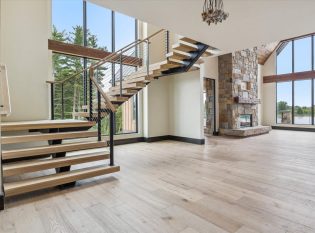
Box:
[50,83,55,120]
[97,90,101,141]
[109,111,114,166]
[120,53,123,96]
[146,39,150,76]
[61,83,64,119]
[89,68,94,120]
[166,30,170,55]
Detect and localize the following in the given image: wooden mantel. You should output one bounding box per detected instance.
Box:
[48,39,142,67]
[263,70,315,83]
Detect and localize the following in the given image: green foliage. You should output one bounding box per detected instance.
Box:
[277,101,290,111]
[52,25,107,121]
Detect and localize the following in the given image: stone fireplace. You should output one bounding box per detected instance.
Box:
[218,48,271,136]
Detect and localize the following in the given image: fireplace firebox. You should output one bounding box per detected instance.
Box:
[239,114,252,128]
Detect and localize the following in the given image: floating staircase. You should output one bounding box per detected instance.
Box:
[77,36,210,121]
[0,120,119,204]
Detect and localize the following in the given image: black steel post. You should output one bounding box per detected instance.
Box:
[89,75,93,121]
[61,83,64,119]
[109,111,114,166]
[83,0,88,108]
[97,91,101,141]
[51,83,54,120]
[0,194,4,211]
[120,54,123,96]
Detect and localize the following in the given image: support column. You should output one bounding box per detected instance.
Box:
[0,194,4,211]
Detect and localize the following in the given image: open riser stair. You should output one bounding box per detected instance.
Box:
[0,120,118,209]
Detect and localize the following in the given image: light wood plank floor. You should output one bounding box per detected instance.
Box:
[1,130,315,233]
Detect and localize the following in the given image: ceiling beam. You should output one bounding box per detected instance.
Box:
[263,70,315,83]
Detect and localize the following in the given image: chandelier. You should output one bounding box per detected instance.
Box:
[202,0,229,26]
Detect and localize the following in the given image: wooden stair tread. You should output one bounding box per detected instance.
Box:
[109,96,129,103]
[109,89,138,97]
[110,82,145,92]
[4,165,120,197]
[3,152,109,177]
[121,75,153,85]
[1,131,98,145]
[166,51,191,61]
[1,120,95,132]
[172,42,198,53]
[2,141,107,160]
[84,103,119,109]
[179,37,198,45]
[73,112,108,118]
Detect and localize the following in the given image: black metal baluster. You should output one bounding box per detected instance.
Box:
[109,111,114,166]
[97,90,101,141]
[61,83,64,119]
[50,83,55,120]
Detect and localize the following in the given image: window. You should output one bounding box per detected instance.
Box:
[294,80,312,124]
[52,0,139,134]
[277,42,292,75]
[52,0,83,45]
[115,95,138,134]
[294,37,312,72]
[277,82,292,124]
[114,12,136,51]
[87,2,112,51]
[276,34,315,125]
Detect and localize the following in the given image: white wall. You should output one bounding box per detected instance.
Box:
[142,78,170,138]
[0,0,51,122]
[168,70,203,139]
[262,52,277,126]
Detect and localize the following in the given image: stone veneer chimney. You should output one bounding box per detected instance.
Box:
[218,48,259,129]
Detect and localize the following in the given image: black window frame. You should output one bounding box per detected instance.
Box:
[276,34,315,125]
[53,0,139,134]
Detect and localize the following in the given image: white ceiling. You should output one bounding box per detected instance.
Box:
[89,0,315,53]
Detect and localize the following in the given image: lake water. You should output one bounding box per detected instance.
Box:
[277,116,313,124]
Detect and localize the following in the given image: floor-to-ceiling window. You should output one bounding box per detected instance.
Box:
[52,0,138,134]
[276,35,315,125]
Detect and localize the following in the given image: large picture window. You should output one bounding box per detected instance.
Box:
[52,0,138,134]
[276,34,315,125]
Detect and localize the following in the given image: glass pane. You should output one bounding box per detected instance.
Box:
[115,12,136,51]
[294,37,312,72]
[277,41,292,75]
[115,95,137,134]
[52,54,84,119]
[294,80,312,124]
[52,0,83,45]
[277,82,292,124]
[87,2,112,51]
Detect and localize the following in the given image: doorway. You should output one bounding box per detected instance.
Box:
[203,78,217,135]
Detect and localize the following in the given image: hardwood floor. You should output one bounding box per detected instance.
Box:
[1,130,315,233]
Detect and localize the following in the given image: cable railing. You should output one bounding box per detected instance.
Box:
[47,29,165,166]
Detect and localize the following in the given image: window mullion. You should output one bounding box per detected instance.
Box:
[292,40,295,124]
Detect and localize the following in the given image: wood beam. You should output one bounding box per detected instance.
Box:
[263,70,315,83]
[48,39,142,67]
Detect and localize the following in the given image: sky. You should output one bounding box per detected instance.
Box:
[277,37,315,107]
[52,0,136,52]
